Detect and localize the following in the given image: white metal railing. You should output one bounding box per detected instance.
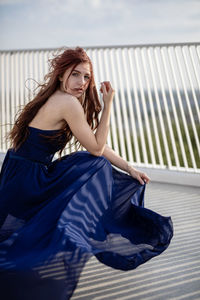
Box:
[0,43,200,173]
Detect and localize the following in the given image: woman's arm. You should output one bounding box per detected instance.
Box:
[103,144,150,185]
[60,82,115,156]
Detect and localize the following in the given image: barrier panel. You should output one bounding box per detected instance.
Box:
[0,43,199,173]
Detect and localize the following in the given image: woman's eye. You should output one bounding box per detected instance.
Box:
[72,73,90,80]
[72,73,79,77]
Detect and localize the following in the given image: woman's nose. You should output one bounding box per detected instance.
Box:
[79,77,86,86]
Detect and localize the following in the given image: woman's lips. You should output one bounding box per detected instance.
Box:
[64,88,84,95]
[74,88,84,93]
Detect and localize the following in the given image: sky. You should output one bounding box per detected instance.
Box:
[0,0,200,51]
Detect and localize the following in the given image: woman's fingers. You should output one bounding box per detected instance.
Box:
[129,168,150,185]
[100,81,114,94]
[140,172,150,184]
[137,175,145,185]
[104,81,112,92]
[100,82,107,94]
[100,81,115,105]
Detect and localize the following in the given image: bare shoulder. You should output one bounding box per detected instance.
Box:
[49,90,82,112]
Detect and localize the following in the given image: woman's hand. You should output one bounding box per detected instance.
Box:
[127,165,150,185]
[100,81,115,106]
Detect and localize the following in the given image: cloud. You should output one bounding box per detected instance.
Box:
[0,0,200,50]
[0,0,28,4]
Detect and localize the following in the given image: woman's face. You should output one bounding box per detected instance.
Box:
[60,62,91,98]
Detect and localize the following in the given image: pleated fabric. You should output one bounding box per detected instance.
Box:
[0,127,173,300]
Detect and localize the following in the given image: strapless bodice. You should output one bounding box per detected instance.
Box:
[11,126,65,165]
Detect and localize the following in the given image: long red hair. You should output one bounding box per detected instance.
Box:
[9,47,102,154]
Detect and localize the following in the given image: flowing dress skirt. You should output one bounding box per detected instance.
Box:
[0,150,173,300]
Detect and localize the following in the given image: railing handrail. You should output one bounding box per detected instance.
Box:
[0,41,200,54]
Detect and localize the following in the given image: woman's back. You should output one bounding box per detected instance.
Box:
[28,90,69,131]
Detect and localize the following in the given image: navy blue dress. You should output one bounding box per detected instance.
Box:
[0,127,173,300]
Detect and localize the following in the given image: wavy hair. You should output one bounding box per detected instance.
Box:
[8,47,102,155]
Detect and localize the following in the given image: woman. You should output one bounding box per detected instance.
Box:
[0,47,173,300]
